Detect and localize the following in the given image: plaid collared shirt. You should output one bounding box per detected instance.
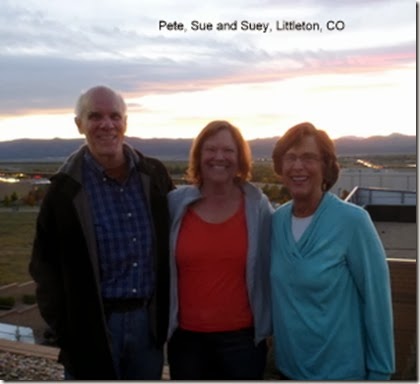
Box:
[83,148,154,299]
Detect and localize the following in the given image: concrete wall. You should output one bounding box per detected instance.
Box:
[375,222,417,259]
[0,281,48,343]
[0,305,47,344]
[332,169,416,197]
[0,281,36,305]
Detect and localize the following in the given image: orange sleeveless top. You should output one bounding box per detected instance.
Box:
[176,202,253,332]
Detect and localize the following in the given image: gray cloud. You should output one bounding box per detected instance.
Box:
[0,0,415,116]
[0,34,415,116]
[0,53,240,114]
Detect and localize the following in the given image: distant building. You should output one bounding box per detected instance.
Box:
[332,169,416,197]
[345,186,416,259]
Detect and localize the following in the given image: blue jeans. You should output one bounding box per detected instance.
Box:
[65,307,163,380]
[107,307,163,379]
[168,327,267,380]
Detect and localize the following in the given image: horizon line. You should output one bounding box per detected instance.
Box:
[0,132,415,143]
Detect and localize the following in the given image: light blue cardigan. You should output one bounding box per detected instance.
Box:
[271,192,395,380]
[167,182,273,344]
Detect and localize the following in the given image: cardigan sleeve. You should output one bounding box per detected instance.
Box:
[346,209,395,380]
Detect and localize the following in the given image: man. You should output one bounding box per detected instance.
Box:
[29,85,174,380]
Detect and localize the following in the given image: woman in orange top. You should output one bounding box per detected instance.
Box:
[167,120,273,379]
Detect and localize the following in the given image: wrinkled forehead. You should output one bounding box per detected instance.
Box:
[82,89,124,116]
[90,89,121,106]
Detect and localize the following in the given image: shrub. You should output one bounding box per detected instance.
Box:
[22,294,37,305]
[0,296,16,310]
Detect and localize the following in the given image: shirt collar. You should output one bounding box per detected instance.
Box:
[83,145,137,178]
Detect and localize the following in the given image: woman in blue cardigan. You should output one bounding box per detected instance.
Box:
[270,122,395,380]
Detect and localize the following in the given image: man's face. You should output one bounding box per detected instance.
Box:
[75,88,127,165]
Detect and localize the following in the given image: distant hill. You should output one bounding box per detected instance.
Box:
[334,133,416,156]
[0,133,415,161]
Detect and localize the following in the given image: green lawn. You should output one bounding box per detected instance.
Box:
[0,210,38,286]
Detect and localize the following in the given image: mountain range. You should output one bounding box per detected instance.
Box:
[0,133,415,161]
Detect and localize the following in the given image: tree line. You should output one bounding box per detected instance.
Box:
[0,162,320,207]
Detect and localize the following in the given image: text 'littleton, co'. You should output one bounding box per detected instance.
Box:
[158,20,346,33]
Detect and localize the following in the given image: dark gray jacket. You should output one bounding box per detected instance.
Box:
[29,144,174,379]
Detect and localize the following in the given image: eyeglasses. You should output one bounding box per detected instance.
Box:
[283,153,322,166]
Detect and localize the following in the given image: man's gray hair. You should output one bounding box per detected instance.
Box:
[74,85,127,118]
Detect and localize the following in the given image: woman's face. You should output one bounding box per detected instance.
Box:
[200,129,239,186]
[281,135,324,202]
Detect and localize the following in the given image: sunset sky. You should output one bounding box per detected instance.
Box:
[0,0,416,142]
